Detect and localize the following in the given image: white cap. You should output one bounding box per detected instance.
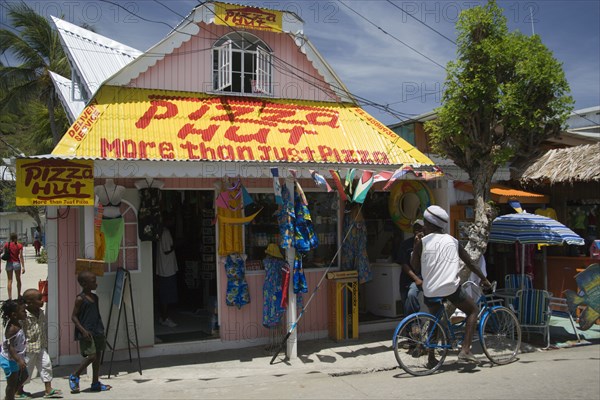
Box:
[423,205,448,229]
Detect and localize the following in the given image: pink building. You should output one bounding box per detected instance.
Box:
[25,1,435,365]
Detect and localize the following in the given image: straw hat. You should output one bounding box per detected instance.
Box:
[265,243,284,259]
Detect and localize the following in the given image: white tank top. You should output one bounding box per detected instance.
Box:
[420,233,461,297]
[1,328,26,360]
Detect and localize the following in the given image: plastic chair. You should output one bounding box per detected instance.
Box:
[505,274,533,290]
[515,289,551,348]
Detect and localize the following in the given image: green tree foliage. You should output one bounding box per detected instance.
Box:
[0,1,70,146]
[425,1,573,262]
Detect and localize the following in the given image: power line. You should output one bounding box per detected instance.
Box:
[385,0,456,45]
[151,0,422,121]
[337,0,447,70]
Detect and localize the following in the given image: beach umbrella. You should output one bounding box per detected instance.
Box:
[489,212,585,289]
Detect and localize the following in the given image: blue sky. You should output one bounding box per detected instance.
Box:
[4,0,599,126]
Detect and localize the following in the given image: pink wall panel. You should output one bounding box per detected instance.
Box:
[218,263,329,342]
[297,270,329,336]
[57,207,81,356]
[129,23,339,102]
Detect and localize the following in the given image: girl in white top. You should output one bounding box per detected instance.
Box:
[411,205,490,365]
[1,299,28,400]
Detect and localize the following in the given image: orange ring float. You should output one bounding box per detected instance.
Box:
[388,180,434,232]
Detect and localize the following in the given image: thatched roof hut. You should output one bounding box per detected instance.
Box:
[519,143,600,184]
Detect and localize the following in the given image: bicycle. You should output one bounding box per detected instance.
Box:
[392,281,521,376]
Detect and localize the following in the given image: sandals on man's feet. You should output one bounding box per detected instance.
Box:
[44,388,63,398]
[69,374,80,393]
[90,381,112,392]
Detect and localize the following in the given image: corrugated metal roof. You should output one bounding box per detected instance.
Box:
[52,17,142,99]
[51,86,433,167]
[49,72,85,123]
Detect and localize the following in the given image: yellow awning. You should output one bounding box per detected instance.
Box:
[52,86,433,166]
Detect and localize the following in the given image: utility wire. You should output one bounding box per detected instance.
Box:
[337,0,447,70]
[385,0,456,45]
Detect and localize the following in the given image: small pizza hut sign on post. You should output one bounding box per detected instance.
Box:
[15,159,95,206]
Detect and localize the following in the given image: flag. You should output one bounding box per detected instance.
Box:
[310,170,333,192]
[373,171,394,184]
[241,184,254,207]
[329,170,348,201]
[352,170,375,204]
[345,168,357,196]
[382,166,412,190]
[271,167,283,205]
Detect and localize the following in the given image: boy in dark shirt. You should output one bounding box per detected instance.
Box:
[397,220,424,316]
[69,271,112,393]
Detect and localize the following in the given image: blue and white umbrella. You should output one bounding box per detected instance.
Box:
[489,213,585,246]
[489,212,585,289]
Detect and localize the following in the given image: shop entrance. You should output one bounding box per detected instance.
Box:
[153,190,218,344]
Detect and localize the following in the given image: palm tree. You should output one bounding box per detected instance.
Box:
[0,1,70,146]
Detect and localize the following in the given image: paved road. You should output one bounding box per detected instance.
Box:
[15,342,600,399]
[2,246,599,399]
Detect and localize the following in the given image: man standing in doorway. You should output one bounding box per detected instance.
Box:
[156,214,178,328]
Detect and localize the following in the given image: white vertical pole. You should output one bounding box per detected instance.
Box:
[285,177,297,360]
[46,206,59,362]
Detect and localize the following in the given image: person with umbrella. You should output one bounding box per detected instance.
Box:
[411,206,491,364]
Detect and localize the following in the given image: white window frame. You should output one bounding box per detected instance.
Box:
[216,40,232,91]
[212,33,273,96]
[254,46,272,95]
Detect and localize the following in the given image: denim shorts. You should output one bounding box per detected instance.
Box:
[5,262,21,272]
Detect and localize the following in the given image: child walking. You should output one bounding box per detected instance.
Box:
[1,299,28,400]
[20,289,62,398]
[69,271,112,393]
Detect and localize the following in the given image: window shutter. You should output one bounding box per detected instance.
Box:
[216,40,232,91]
[255,46,271,95]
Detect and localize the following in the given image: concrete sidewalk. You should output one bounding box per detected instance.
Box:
[2,246,597,399]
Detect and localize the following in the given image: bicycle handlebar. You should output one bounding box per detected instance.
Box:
[461,280,497,294]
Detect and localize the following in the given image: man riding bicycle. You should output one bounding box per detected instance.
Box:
[411,205,491,364]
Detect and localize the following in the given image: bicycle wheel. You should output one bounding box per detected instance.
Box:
[393,314,448,376]
[480,306,521,365]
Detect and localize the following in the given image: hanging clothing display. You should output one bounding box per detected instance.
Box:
[341,207,372,284]
[277,184,295,249]
[293,184,319,254]
[95,180,125,263]
[137,184,163,241]
[281,265,290,309]
[217,180,244,255]
[224,253,250,309]
[101,218,124,263]
[94,204,105,260]
[293,254,308,294]
[262,257,288,327]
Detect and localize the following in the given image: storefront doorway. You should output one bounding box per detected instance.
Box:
[153,190,218,344]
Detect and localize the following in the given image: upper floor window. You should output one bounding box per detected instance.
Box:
[213,32,273,96]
